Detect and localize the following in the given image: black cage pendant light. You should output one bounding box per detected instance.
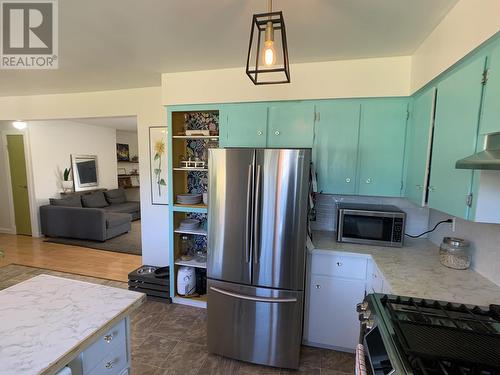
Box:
[246,0,290,85]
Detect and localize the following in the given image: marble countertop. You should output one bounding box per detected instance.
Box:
[312,230,500,306]
[0,274,145,375]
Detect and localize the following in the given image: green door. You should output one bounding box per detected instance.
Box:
[479,43,500,134]
[428,56,486,219]
[221,103,268,147]
[357,98,409,197]
[267,102,315,148]
[7,134,32,235]
[313,100,360,194]
[405,88,436,206]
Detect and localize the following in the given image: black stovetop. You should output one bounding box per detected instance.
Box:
[381,295,500,375]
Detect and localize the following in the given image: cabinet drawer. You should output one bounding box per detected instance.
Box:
[87,349,128,375]
[83,319,127,374]
[311,253,368,280]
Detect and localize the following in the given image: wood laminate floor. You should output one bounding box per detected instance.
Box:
[0,233,142,282]
[0,264,355,375]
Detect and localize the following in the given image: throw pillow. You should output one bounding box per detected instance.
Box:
[49,196,82,207]
[81,191,109,208]
[104,188,126,204]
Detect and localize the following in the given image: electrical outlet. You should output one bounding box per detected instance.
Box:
[451,217,456,232]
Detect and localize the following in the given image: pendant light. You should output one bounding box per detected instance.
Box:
[246,0,290,85]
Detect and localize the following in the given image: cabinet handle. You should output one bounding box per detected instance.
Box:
[416,184,422,190]
[274,130,280,136]
[345,178,351,183]
[105,360,115,369]
[103,334,113,343]
[366,178,372,184]
[428,186,436,192]
[336,262,342,267]
[315,284,321,289]
[257,130,263,136]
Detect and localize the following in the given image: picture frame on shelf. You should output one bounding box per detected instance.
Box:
[149,126,168,205]
[116,143,130,161]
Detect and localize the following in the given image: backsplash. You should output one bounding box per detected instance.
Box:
[428,209,500,287]
[310,194,429,236]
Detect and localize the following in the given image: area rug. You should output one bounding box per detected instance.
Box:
[44,220,141,255]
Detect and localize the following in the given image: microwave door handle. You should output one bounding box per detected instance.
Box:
[245,164,253,263]
[253,164,261,264]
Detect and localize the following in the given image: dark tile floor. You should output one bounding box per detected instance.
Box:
[0,265,355,375]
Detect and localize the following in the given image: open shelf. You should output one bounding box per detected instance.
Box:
[174,258,206,269]
[174,227,207,236]
[173,204,207,213]
[173,167,208,172]
[173,294,207,308]
[172,135,219,140]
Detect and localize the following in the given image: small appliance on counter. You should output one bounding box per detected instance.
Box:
[337,203,406,247]
[357,293,500,375]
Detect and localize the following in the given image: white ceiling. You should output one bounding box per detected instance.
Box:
[71,117,137,132]
[0,0,458,97]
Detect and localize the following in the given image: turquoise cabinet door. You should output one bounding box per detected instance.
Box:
[405,88,436,206]
[313,100,360,194]
[268,102,315,148]
[357,98,409,197]
[428,56,486,219]
[479,43,500,134]
[221,103,268,147]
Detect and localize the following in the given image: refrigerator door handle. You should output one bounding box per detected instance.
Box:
[245,164,253,263]
[253,164,261,264]
[210,287,297,303]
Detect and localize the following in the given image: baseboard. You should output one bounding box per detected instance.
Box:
[0,227,15,234]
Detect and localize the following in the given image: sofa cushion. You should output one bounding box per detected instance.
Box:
[103,202,140,214]
[105,212,131,228]
[49,196,82,207]
[81,191,109,208]
[104,188,127,204]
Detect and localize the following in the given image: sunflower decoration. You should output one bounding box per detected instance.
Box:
[154,140,166,195]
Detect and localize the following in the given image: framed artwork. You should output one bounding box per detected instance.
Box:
[149,126,168,205]
[116,143,130,161]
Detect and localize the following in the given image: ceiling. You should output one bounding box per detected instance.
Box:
[0,0,459,97]
[71,117,137,132]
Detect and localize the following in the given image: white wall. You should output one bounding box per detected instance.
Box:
[0,87,168,266]
[116,130,140,201]
[28,120,118,207]
[428,209,500,287]
[411,0,500,91]
[162,56,412,105]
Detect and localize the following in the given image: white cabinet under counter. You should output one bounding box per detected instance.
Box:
[0,275,145,375]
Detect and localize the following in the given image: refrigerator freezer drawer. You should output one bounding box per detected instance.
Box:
[207,279,303,369]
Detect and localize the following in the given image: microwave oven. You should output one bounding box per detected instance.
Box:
[337,203,406,247]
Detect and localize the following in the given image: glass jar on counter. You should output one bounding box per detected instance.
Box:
[439,237,471,270]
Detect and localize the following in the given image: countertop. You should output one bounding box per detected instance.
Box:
[0,274,146,375]
[311,230,500,306]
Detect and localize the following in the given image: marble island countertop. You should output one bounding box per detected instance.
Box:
[312,230,500,307]
[0,274,145,375]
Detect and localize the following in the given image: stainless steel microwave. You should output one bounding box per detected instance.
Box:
[337,203,406,247]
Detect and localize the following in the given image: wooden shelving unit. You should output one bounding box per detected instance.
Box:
[167,106,221,309]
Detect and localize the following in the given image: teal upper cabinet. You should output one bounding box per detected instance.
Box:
[357,98,409,197]
[313,100,360,194]
[220,103,268,148]
[267,102,315,148]
[428,56,486,219]
[405,88,436,206]
[479,43,500,135]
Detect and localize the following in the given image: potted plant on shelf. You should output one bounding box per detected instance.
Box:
[62,167,73,192]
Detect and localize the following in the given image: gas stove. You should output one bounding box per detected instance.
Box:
[358,294,500,375]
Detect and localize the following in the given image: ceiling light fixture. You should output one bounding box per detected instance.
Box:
[246,0,290,85]
[12,121,27,130]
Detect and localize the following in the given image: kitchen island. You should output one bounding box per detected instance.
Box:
[0,274,145,375]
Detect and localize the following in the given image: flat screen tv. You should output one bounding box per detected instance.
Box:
[71,154,99,191]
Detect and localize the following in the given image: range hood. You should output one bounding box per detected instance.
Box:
[456,132,500,170]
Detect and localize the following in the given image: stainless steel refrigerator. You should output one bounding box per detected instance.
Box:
[207,148,311,369]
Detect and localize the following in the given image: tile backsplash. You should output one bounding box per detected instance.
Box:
[311,194,430,236]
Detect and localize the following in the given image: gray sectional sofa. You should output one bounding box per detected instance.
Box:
[40,189,140,241]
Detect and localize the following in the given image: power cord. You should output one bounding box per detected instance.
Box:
[405,219,453,238]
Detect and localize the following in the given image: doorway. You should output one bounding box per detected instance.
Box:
[6,134,32,235]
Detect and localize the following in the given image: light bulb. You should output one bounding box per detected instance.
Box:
[263,40,276,66]
[12,121,27,130]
